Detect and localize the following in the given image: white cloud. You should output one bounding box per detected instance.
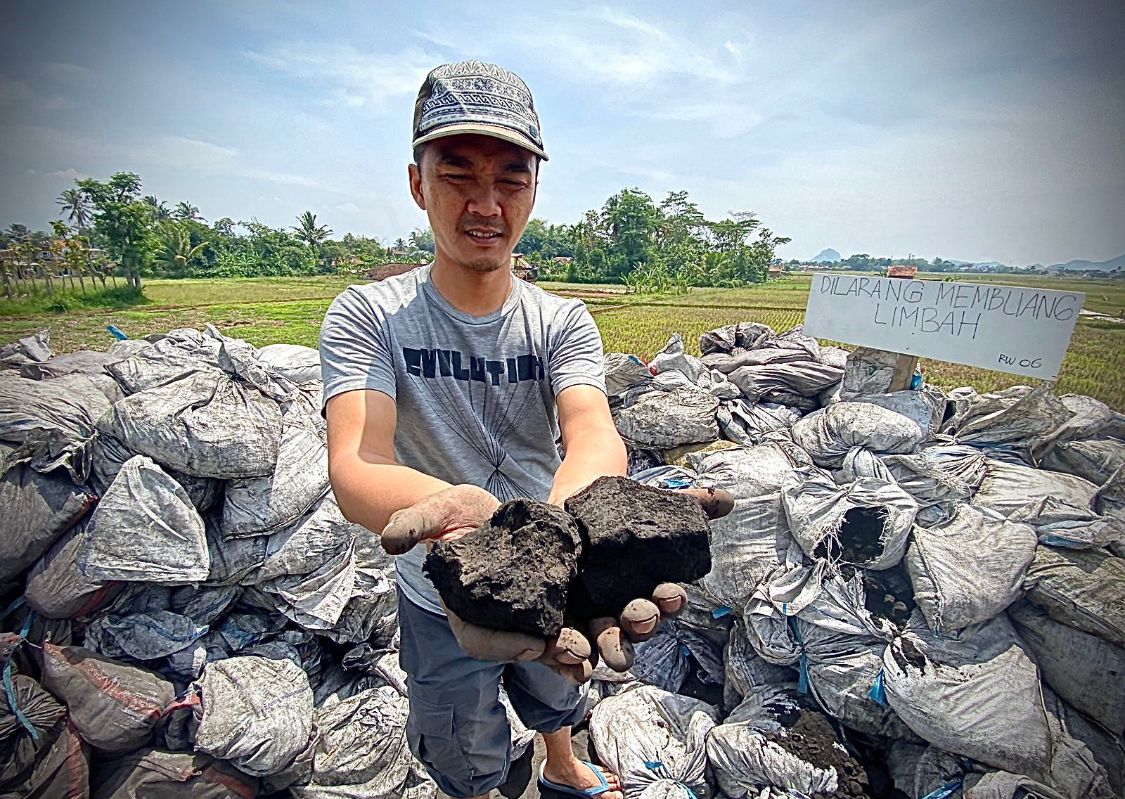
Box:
[44,168,86,181]
[245,43,440,110]
[334,201,361,214]
[44,62,93,81]
[592,7,668,41]
[0,79,34,106]
[524,14,738,88]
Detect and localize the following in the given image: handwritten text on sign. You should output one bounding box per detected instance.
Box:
[803,274,1084,380]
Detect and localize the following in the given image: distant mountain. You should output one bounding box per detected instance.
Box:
[811,248,841,263]
[1047,254,1125,272]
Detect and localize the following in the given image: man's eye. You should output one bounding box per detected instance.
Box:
[502,180,528,189]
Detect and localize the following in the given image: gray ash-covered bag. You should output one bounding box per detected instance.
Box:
[221,397,329,538]
[588,685,718,799]
[191,655,315,777]
[782,468,918,570]
[1008,601,1125,736]
[882,613,1052,777]
[614,387,720,449]
[791,401,926,468]
[0,373,114,482]
[905,504,1037,632]
[0,674,66,792]
[102,369,282,479]
[0,453,96,585]
[79,455,210,584]
[41,642,174,754]
[25,521,122,619]
[291,685,435,799]
[1021,545,1125,648]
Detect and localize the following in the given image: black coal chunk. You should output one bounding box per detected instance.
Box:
[423,499,582,638]
[565,476,711,618]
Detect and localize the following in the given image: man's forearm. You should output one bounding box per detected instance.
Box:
[329,452,452,536]
[547,430,627,505]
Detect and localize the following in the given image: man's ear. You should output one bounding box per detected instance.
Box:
[408,163,426,210]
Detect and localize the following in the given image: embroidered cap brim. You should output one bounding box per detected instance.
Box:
[412,121,549,161]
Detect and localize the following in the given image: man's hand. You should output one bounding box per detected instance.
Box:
[380,484,500,555]
[545,486,735,682]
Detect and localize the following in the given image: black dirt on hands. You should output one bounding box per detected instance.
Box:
[565,476,712,619]
[424,500,581,638]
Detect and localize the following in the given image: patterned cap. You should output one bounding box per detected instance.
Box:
[412,60,548,161]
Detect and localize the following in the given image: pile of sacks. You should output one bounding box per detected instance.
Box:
[1,321,1122,799]
[598,324,1124,799]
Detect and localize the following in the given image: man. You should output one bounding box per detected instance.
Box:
[320,61,675,799]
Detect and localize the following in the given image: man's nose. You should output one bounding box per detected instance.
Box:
[466,183,502,217]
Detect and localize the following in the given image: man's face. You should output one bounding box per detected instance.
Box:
[409,134,537,274]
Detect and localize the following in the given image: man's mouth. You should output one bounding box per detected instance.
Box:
[464,228,504,241]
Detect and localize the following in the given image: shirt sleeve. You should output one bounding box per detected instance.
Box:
[548,301,607,396]
[319,287,396,413]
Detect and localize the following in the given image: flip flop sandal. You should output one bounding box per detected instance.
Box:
[537,759,614,797]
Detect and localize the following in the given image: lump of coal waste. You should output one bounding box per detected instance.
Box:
[814,506,889,565]
[424,499,581,638]
[761,709,872,799]
[857,562,916,628]
[564,476,711,618]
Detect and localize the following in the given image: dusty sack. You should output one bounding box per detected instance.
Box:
[1009,601,1125,735]
[1022,546,1125,648]
[104,369,282,479]
[192,655,314,777]
[905,505,1037,632]
[883,613,1051,776]
[41,642,173,754]
[79,455,210,584]
[782,470,918,570]
[614,387,720,449]
[588,685,718,799]
[791,401,926,468]
[0,460,95,584]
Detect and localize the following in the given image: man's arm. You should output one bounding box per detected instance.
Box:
[547,385,627,505]
[326,388,453,534]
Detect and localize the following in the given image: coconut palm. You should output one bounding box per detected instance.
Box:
[156,223,207,277]
[173,201,203,222]
[144,195,173,222]
[293,211,332,246]
[57,188,92,229]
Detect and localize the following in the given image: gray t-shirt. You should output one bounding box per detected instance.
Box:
[319,265,606,613]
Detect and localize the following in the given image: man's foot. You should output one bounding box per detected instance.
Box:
[538,757,623,799]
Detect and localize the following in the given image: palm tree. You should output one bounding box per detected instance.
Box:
[57,188,92,229]
[144,195,173,222]
[173,201,203,222]
[292,211,332,246]
[156,223,206,277]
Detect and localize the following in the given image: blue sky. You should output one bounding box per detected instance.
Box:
[1,0,1122,265]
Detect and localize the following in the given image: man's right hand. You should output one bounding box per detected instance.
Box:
[379,484,500,555]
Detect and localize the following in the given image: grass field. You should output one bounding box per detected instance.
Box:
[2,272,1123,409]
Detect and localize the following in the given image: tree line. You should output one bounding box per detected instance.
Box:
[1,172,790,294]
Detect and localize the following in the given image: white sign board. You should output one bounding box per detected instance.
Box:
[803,273,1083,380]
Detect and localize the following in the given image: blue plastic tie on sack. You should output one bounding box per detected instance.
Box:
[910,372,923,390]
[644,761,664,771]
[2,610,38,741]
[106,324,128,340]
[920,780,963,799]
[666,479,692,489]
[711,606,732,619]
[789,616,810,695]
[868,669,887,706]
